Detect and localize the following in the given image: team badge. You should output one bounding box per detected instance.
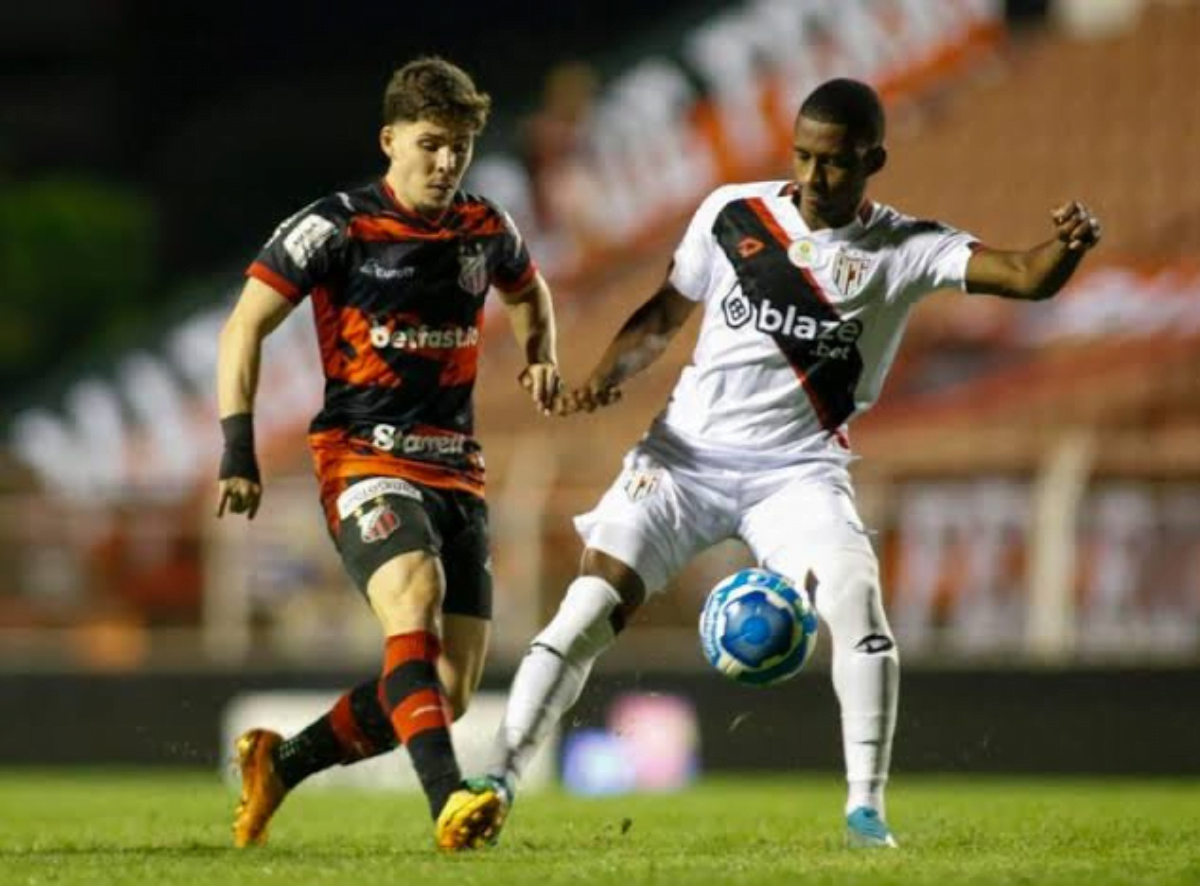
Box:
[357,503,401,544]
[457,242,489,296]
[831,249,874,298]
[787,238,826,269]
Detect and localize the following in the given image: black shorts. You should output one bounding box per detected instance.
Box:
[329,475,492,619]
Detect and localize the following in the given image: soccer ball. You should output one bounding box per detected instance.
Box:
[699,568,819,687]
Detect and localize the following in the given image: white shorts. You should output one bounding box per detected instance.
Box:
[574,427,877,596]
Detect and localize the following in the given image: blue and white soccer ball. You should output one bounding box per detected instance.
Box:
[699,568,819,687]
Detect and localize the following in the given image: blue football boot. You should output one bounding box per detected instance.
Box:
[845,806,899,849]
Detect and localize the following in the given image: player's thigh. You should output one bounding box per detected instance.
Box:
[364,550,446,633]
[574,449,723,596]
[739,473,881,615]
[438,613,490,720]
[329,477,446,629]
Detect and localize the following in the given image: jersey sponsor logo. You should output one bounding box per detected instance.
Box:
[723,289,754,328]
[715,198,866,431]
[368,323,479,351]
[359,258,416,281]
[831,249,873,298]
[457,242,489,295]
[721,291,864,359]
[336,477,423,520]
[357,502,401,544]
[282,214,337,268]
[370,424,468,456]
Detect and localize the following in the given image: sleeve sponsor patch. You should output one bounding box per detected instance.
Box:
[282,214,337,268]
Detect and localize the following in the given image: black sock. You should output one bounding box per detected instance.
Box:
[273,715,342,789]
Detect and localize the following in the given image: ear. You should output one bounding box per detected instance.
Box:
[865,145,887,176]
[379,125,394,158]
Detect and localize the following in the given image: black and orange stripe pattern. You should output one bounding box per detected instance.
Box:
[381,631,461,818]
[246,181,534,515]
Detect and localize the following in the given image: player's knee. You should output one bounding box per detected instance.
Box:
[534,575,623,662]
[811,552,894,649]
[444,685,471,721]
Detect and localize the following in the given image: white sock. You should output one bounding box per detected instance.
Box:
[488,576,621,787]
[834,632,899,817]
[813,552,900,819]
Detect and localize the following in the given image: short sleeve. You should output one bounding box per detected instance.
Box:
[490,208,537,294]
[910,220,979,293]
[246,198,347,304]
[668,187,733,302]
[890,219,980,307]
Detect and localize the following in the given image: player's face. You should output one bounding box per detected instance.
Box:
[791,115,877,230]
[381,119,475,219]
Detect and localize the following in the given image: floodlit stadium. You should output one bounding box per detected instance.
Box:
[1,1,1198,883]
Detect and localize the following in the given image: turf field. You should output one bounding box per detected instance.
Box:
[1,772,1197,885]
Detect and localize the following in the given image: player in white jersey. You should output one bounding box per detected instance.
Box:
[464,78,1101,848]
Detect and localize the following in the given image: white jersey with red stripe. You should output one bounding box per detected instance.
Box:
[654,179,978,467]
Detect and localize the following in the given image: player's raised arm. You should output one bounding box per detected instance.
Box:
[572,277,698,413]
[215,277,295,519]
[499,271,563,416]
[965,200,1102,301]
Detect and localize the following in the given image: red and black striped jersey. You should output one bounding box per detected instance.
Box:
[247,180,536,504]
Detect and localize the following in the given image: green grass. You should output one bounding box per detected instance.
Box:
[1,772,1197,885]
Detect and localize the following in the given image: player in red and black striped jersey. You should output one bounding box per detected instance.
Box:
[215,57,561,852]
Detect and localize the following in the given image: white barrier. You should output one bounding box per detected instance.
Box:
[220,689,556,792]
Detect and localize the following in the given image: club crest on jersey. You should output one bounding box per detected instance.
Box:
[357,502,401,544]
[831,249,873,298]
[457,242,489,296]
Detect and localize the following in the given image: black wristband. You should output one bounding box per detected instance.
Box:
[219,413,260,483]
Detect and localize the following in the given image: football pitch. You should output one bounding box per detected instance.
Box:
[2,772,1197,886]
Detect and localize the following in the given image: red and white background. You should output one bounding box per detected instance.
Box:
[3,0,1199,671]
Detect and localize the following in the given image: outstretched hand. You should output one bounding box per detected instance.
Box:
[518,362,564,416]
[568,377,623,415]
[1052,201,1102,252]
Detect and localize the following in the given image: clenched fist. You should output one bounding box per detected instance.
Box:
[1052,201,1101,252]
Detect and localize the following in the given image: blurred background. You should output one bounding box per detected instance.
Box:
[1,0,1198,782]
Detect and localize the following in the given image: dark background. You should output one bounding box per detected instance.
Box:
[2,0,718,275]
[1,667,1192,774]
[0,0,711,402]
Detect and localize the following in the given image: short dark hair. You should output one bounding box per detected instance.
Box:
[383,57,491,133]
[798,78,885,147]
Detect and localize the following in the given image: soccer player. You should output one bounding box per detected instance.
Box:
[215,57,563,851]
[469,78,1101,848]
